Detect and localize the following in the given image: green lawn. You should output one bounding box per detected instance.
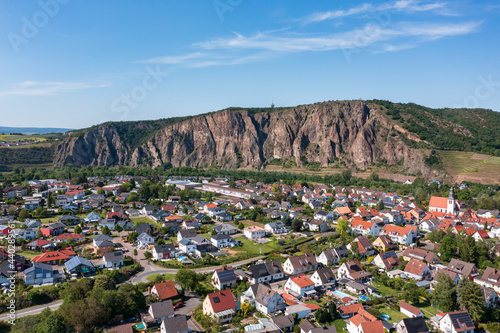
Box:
[333,319,347,331]
[234,237,274,256]
[15,250,39,259]
[375,303,408,323]
[146,273,176,283]
[417,303,440,319]
[372,283,403,298]
[130,216,161,228]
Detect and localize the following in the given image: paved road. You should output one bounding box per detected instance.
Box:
[0,300,64,322]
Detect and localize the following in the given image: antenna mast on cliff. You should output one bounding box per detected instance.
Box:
[271,99,275,109]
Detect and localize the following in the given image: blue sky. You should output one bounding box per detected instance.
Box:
[0,0,499,129]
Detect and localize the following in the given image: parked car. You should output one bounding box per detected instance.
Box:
[173,302,184,309]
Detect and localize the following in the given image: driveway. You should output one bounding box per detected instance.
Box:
[0,299,63,322]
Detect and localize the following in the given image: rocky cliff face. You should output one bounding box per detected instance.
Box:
[54,126,130,167]
[54,101,437,176]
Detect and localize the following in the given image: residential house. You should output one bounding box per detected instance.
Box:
[284,274,315,297]
[40,222,65,237]
[12,228,37,241]
[447,259,479,280]
[65,256,96,275]
[85,212,102,223]
[265,221,289,234]
[372,235,398,252]
[103,251,124,268]
[347,236,375,258]
[337,259,372,282]
[212,267,237,290]
[434,269,461,286]
[396,317,429,333]
[346,308,381,333]
[240,283,286,314]
[151,280,179,301]
[160,315,189,333]
[244,226,266,239]
[283,253,318,276]
[202,289,237,323]
[58,215,79,225]
[480,286,499,308]
[316,246,348,266]
[373,251,401,271]
[31,248,76,265]
[404,259,431,280]
[26,239,55,251]
[137,232,155,248]
[247,260,284,284]
[271,315,295,332]
[53,233,85,243]
[211,234,234,248]
[311,267,336,287]
[438,311,474,333]
[142,300,174,329]
[475,267,500,294]
[152,244,176,260]
[381,225,417,246]
[350,219,380,237]
[24,262,55,285]
[339,303,364,319]
[314,210,333,221]
[177,229,197,242]
[305,218,329,232]
[93,234,114,254]
[399,301,423,318]
[402,247,441,266]
[213,223,239,235]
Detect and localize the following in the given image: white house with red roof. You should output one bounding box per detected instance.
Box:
[350,219,380,237]
[438,311,475,333]
[398,301,423,318]
[203,289,237,323]
[381,224,417,246]
[404,259,431,280]
[472,229,490,241]
[284,274,315,297]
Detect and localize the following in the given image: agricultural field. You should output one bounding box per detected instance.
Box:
[438,150,500,185]
[0,134,47,142]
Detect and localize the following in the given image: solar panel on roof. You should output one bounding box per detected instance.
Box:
[264,297,270,302]
[213,296,220,303]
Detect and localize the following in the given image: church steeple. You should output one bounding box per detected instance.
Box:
[447,187,456,214]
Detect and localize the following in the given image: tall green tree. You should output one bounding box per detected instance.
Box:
[43,311,69,333]
[433,273,457,312]
[439,235,457,261]
[457,278,484,322]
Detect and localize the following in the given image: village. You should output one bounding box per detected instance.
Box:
[0,175,499,333]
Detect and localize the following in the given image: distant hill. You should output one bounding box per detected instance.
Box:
[0,126,74,135]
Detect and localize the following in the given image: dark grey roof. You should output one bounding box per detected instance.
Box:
[216,268,237,282]
[213,223,238,233]
[178,229,197,238]
[93,234,113,242]
[299,320,317,333]
[272,315,294,329]
[150,300,174,319]
[103,251,124,263]
[161,315,189,333]
[153,244,175,252]
[310,326,337,333]
[401,317,429,333]
[250,263,270,280]
[211,234,231,241]
[135,223,154,234]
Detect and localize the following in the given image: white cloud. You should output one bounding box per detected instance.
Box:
[0,81,111,97]
[304,0,448,24]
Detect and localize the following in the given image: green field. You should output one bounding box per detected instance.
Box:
[0,134,47,142]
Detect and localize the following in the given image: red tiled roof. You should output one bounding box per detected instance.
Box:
[429,196,448,209]
[339,303,363,315]
[404,259,427,276]
[289,274,315,288]
[305,304,320,311]
[153,280,178,300]
[360,320,385,333]
[31,248,76,263]
[53,233,85,241]
[207,289,236,313]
